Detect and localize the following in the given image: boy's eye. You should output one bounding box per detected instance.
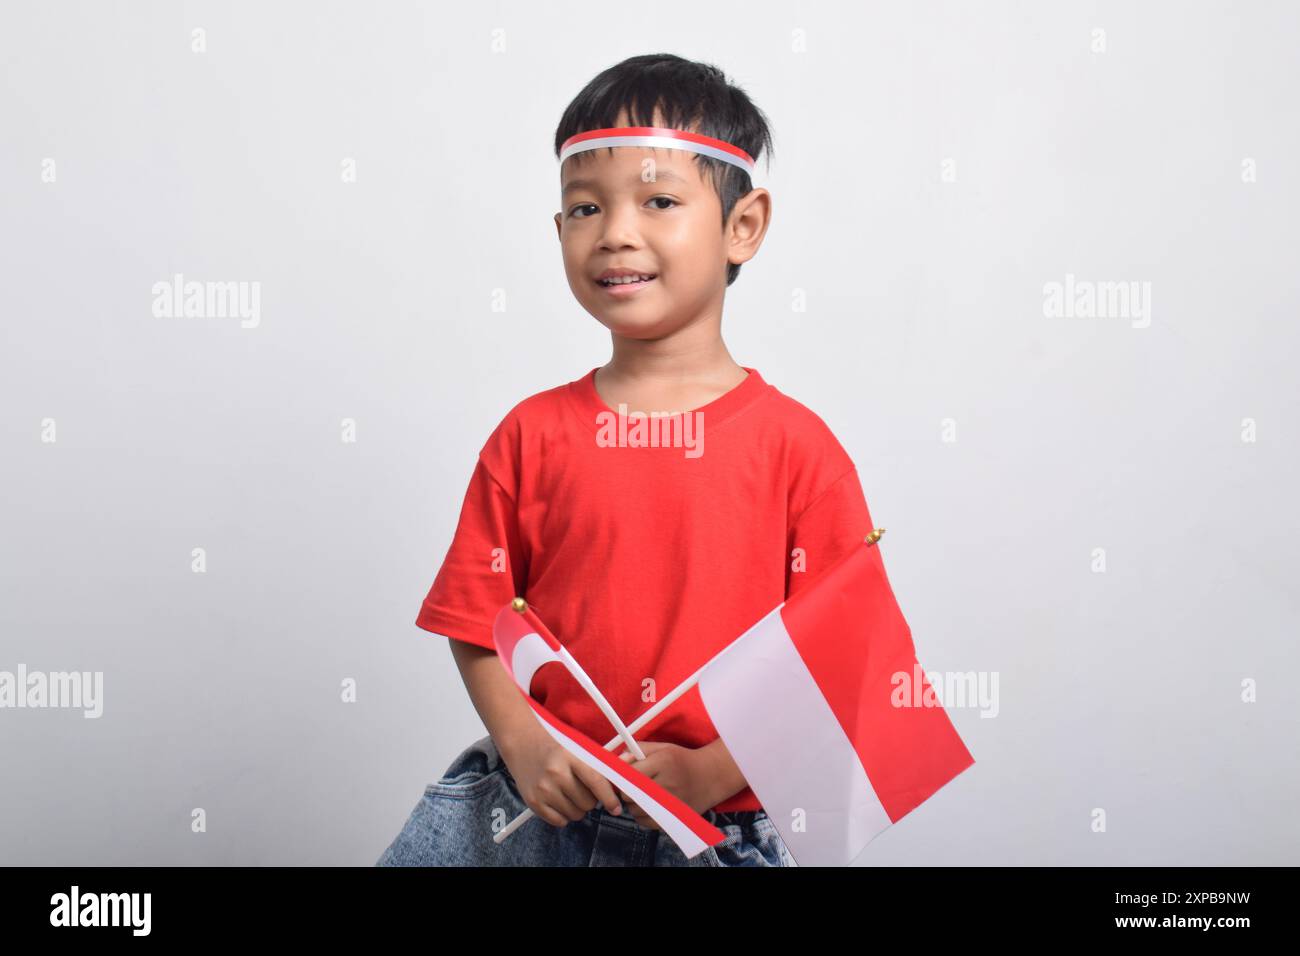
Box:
[571,203,598,219]
[648,196,677,210]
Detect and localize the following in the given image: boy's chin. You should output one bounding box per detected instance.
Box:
[593,314,679,339]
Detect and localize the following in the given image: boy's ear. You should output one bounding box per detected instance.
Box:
[554,211,562,239]
[726,187,772,268]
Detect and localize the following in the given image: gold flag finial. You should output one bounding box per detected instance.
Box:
[511,597,527,613]
[865,528,886,546]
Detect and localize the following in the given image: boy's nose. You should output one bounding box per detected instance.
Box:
[596,207,642,249]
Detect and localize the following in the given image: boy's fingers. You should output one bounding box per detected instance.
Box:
[572,764,625,816]
[552,781,595,823]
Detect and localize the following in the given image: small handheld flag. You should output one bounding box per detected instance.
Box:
[490,601,726,859]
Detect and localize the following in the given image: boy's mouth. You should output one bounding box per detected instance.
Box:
[596,273,658,296]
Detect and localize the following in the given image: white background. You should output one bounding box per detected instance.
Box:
[1,0,1296,864]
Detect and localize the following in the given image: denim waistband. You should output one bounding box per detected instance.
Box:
[703,808,768,827]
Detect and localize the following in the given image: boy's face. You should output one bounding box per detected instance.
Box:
[554,116,768,339]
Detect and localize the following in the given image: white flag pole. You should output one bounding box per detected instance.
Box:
[557,646,646,761]
[492,530,887,844]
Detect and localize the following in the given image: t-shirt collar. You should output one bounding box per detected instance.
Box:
[569,365,769,427]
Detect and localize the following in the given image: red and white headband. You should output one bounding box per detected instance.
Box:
[559,126,757,178]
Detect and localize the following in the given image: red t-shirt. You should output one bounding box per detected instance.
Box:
[415,366,875,812]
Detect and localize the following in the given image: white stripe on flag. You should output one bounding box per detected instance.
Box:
[697,606,893,866]
[509,630,562,690]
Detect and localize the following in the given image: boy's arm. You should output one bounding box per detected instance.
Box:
[447,638,548,764]
[699,737,749,806]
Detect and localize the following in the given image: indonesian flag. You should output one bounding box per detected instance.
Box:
[696,536,975,866]
[492,602,726,859]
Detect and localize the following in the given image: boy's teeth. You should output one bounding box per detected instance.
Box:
[601,274,655,285]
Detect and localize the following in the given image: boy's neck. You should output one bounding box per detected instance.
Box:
[595,340,748,416]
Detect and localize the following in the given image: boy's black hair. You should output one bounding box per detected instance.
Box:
[554,53,774,287]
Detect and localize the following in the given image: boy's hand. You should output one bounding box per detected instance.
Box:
[500,725,625,828]
[614,740,729,829]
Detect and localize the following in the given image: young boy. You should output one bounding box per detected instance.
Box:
[377,53,875,867]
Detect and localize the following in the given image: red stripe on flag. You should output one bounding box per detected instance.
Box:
[519,604,563,651]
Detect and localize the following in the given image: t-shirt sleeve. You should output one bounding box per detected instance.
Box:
[785,464,875,602]
[415,423,528,651]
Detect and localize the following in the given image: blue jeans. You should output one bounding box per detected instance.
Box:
[376,734,796,866]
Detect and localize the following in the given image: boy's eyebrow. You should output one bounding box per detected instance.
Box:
[562,169,689,196]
